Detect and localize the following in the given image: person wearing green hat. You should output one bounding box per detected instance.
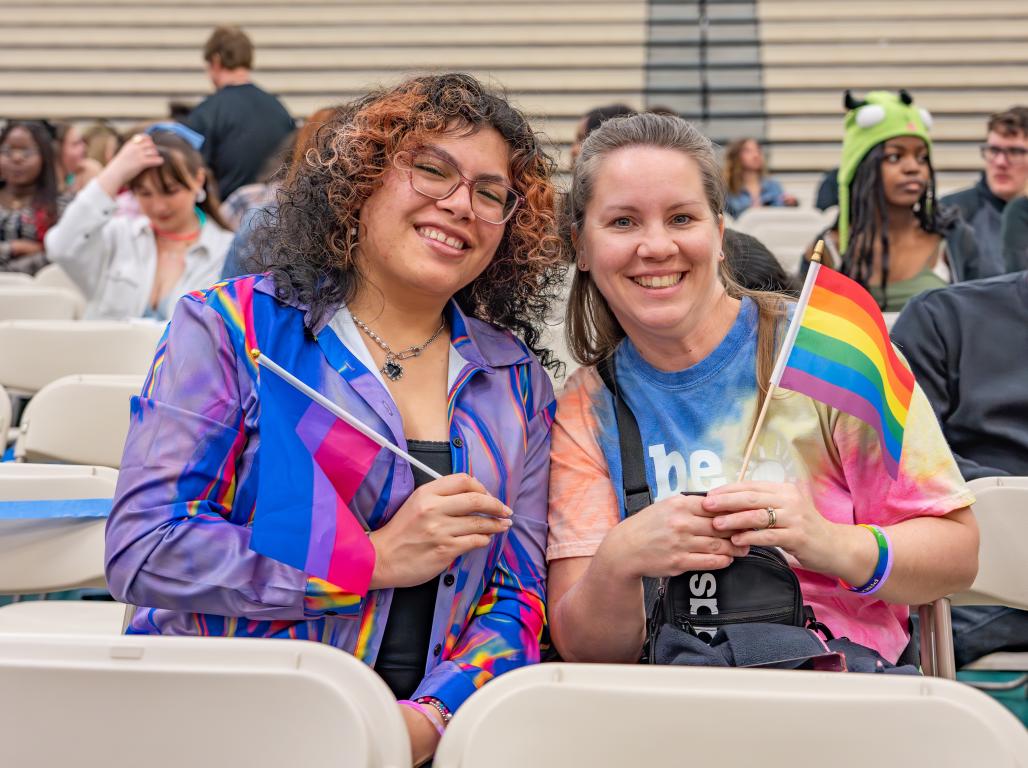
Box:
[804,90,998,311]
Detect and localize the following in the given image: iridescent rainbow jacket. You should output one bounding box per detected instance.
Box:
[106,275,555,712]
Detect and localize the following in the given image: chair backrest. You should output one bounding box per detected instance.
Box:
[0,464,117,594]
[0,634,411,768]
[33,262,86,299]
[956,476,1028,609]
[0,286,85,321]
[0,319,164,395]
[732,207,827,275]
[883,311,900,330]
[0,273,33,287]
[14,374,143,467]
[435,663,1028,768]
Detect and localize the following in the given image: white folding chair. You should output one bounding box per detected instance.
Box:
[0,464,127,636]
[0,464,116,595]
[732,207,827,275]
[952,476,1028,687]
[32,262,86,300]
[0,273,33,287]
[12,374,144,468]
[0,319,164,396]
[0,634,411,768]
[435,663,1028,768]
[0,286,85,321]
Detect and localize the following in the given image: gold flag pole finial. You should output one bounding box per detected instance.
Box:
[249,348,261,362]
[811,240,825,264]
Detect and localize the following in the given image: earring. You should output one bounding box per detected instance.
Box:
[195,188,207,204]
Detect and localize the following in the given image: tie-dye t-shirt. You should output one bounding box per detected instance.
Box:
[548,297,973,662]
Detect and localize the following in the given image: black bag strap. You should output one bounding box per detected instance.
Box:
[597,355,652,516]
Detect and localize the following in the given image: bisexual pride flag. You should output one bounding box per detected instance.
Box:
[771,260,914,479]
[251,362,382,593]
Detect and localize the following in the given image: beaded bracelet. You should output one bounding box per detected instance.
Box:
[398,700,445,737]
[839,524,893,595]
[415,696,453,727]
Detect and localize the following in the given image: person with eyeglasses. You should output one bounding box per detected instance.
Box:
[941,108,1028,273]
[0,121,70,275]
[105,73,563,767]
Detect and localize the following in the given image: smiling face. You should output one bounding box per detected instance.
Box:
[879,136,930,208]
[578,145,727,352]
[356,126,512,309]
[133,163,204,234]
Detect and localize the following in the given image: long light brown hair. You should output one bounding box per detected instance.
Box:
[563,113,790,412]
[722,137,764,196]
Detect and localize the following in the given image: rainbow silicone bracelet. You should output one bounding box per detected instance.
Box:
[839,524,893,595]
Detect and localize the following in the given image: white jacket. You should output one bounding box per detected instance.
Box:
[44,180,233,321]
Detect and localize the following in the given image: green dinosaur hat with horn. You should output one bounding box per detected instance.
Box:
[837,90,933,253]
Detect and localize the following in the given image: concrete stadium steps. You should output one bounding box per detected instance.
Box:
[3,3,645,25]
[4,25,646,48]
[0,0,648,169]
[753,0,1028,176]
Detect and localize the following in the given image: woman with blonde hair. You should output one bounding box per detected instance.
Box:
[547,113,977,671]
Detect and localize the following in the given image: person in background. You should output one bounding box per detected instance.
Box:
[569,103,637,167]
[82,121,122,167]
[546,112,977,669]
[0,120,68,274]
[814,166,839,211]
[217,128,295,231]
[722,229,800,296]
[55,122,103,195]
[722,138,797,219]
[44,124,232,320]
[805,90,996,312]
[1001,193,1028,271]
[892,274,1028,668]
[186,26,295,199]
[942,108,1028,273]
[220,106,339,279]
[105,73,562,767]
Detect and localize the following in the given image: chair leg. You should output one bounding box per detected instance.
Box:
[918,603,936,677]
[932,597,957,680]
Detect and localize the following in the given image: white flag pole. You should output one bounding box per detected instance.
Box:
[736,242,824,481]
[250,348,444,481]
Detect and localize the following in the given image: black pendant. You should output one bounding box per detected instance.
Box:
[383,360,404,381]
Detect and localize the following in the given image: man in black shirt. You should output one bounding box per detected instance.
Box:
[892,274,1028,667]
[187,26,295,199]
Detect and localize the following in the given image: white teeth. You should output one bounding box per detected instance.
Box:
[418,227,466,250]
[633,273,682,289]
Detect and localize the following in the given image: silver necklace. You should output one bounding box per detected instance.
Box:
[350,313,447,381]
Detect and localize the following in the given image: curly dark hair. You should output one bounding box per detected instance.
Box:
[255,73,565,371]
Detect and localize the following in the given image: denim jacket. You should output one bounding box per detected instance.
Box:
[105,274,555,712]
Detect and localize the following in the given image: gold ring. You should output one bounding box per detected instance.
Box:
[765,506,777,529]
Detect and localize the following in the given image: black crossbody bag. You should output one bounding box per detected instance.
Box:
[596,356,827,662]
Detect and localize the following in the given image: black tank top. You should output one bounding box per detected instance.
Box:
[374,439,452,700]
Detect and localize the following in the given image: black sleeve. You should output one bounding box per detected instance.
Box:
[892,293,1007,480]
[1001,197,1028,273]
[185,100,215,167]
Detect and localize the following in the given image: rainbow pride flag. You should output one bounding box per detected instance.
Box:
[772,261,915,478]
[251,364,382,593]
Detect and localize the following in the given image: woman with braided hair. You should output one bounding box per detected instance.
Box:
[805,90,998,311]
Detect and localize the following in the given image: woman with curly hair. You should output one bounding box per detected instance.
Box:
[105,73,563,766]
